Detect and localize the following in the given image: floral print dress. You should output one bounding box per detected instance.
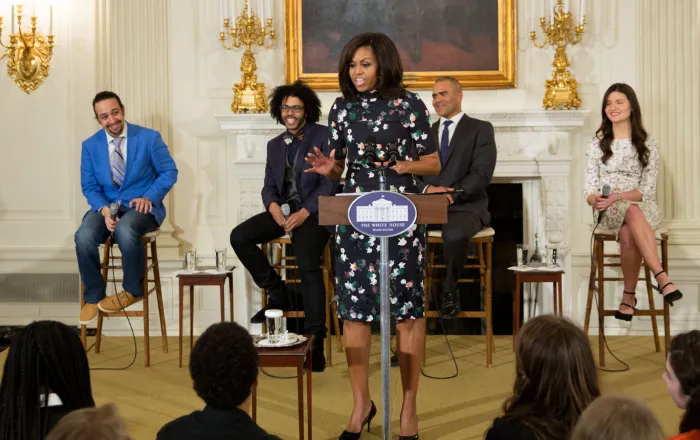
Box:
[584,137,662,235]
[328,90,437,322]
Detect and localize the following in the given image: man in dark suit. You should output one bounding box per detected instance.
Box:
[416,76,497,318]
[156,322,281,440]
[230,80,331,371]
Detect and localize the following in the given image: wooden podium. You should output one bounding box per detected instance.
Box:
[318,193,448,440]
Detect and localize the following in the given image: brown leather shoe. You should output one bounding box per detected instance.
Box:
[98,290,141,313]
[79,303,99,324]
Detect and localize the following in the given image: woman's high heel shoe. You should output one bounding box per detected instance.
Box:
[338,400,377,440]
[399,406,419,439]
[654,270,683,306]
[614,291,637,322]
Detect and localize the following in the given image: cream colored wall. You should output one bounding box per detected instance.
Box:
[0,0,697,334]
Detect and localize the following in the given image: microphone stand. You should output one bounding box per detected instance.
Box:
[376,162,391,440]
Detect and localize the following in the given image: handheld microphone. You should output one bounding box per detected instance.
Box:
[280,203,292,238]
[109,203,119,238]
[597,183,611,224]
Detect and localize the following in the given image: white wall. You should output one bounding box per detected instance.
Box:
[0,0,698,335]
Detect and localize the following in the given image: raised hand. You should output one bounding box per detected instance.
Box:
[304,147,337,176]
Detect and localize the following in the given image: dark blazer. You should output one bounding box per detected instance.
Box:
[415,115,497,225]
[261,122,332,216]
[156,406,282,440]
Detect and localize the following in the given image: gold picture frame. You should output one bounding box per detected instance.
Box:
[284,0,517,90]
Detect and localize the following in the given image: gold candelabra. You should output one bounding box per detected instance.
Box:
[531,0,586,110]
[220,0,275,113]
[0,4,55,94]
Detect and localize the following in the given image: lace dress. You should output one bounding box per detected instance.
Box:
[584,137,662,234]
[328,89,437,322]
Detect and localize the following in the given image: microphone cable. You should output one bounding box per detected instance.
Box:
[88,213,138,371]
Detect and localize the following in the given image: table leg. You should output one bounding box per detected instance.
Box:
[553,281,558,316]
[252,382,257,422]
[558,277,563,315]
[179,280,184,368]
[513,275,521,351]
[298,364,304,440]
[307,350,313,440]
[190,286,194,351]
[220,282,225,322]
[228,273,234,321]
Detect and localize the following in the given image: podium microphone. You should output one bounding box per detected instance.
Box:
[597,184,611,224]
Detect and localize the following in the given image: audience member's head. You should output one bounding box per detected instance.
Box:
[269,80,322,129]
[502,315,600,439]
[665,329,700,434]
[570,395,665,440]
[46,403,131,440]
[189,321,259,410]
[0,320,95,440]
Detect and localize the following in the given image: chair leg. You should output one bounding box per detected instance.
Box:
[80,285,87,350]
[584,239,598,335]
[95,313,104,353]
[596,239,606,367]
[661,237,671,351]
[151,241,168,354]
[485,241,493,367]
[644,265,661,352]
[143,242,150,367]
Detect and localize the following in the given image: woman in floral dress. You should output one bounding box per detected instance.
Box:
[585,83,682,322]
[305,33,439,439]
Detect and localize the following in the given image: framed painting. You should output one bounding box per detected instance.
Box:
[284,0,517,90]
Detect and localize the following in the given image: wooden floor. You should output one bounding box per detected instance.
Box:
[0,334,684,439]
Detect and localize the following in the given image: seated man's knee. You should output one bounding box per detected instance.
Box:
[229,225,247,250]
[441,228,468,247]
[114,218,140,243]
[75,223,100,249]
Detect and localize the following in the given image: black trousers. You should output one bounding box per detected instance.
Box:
[230,212,331,339]
[430,211,485,295]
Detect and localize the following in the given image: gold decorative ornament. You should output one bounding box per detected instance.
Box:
[220,0,275,113]
[531,0,586,110]
[0,4,55,94]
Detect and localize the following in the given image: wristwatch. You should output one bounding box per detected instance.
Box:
[615,194,622,202]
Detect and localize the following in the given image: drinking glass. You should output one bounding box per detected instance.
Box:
[265,309,286,344]
[184,249,196,271]
[546,244,558,268]
[516,244,529,267]
[215,248,227,272]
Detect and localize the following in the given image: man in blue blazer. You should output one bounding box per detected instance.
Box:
[230,81,332,371]
[76,91,178,325]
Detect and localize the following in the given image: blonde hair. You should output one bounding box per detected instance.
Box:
[46,403,132,440]
[570,395,665,440]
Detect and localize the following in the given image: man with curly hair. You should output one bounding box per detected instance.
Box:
[156,322,281,439]
[230,80,332,372]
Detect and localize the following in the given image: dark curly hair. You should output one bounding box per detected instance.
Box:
[337,32,405,101]
[595,83,650,168]
[668,330,700,434]
[496,315,600,440]
[269,80,322,125]
[189,322,259,409]
[0,320,95,440]
[92,91,124,118]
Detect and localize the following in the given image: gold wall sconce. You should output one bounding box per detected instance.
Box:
[0,3,55,94]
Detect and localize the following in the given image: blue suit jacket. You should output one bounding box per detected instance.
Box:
[261,122,332,216]
[80,123,178,225]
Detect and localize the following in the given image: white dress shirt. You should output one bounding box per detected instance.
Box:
[437,111,465,148]
[107,122,128,169]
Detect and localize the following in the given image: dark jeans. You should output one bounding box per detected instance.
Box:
[430,211,485,294]
[230,212,331,339]
[75,207,159,303]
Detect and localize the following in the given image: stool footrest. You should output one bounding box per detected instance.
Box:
[425,311,486,319]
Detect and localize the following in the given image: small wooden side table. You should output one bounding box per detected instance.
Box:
[177,267,235,367]
[253,336,313,440]
[510,266,564,349]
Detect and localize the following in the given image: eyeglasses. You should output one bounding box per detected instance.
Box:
[280,105,304,113]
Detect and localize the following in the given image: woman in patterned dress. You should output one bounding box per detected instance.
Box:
[305,33,439,439]
[584,83,682,322]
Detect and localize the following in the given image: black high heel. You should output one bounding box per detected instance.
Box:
[614,291,638,322]
[338,400,377,440]
[653,270,683,306]
[399,405,419,440]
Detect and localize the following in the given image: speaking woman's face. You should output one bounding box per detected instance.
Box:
[349,46,378,93]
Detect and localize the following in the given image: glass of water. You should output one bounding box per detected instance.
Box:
[184,249,196,271]
[215,248,227,272]
[265,309,286,344]
[516,244,529,267]
[546,244,558,268]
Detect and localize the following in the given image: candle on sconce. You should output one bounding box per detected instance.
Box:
[258,0,263,17]
[11,5,15,33]
[219,0,224,31]
[230,0,235,22]
[49,5,53,34]
[579,0,586,23]
[530,0,536,29]
[564,0,569,12]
